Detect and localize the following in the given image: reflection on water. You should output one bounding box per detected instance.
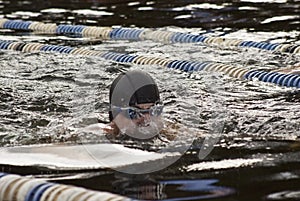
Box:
[0,0,300,201]
[45,172,235,200]
[267,190,300,200]
[113,175,235,200]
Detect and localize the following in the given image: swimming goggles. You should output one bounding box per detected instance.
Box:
[111,103,164,120]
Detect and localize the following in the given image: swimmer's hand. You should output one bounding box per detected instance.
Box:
[82,123,113,136]
[102,122,120,137]
[102,123,115,135]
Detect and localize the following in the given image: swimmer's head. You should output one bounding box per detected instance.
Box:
[109,70,163,139]
[109,70,160,121]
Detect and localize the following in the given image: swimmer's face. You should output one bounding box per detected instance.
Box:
[113,103,164,139]
[131,103,158,126]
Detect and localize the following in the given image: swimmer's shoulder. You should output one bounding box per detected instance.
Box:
[160,119,204,140]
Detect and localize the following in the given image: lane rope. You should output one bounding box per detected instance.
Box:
[0,18,299,54]
[0,40,299,88]
[0,173,131,201]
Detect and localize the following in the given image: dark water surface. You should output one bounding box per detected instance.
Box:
[1,0,300,201]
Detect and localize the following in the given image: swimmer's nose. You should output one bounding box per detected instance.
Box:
[137,113,151,125]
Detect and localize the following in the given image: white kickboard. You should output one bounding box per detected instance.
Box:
[0,143,177,171]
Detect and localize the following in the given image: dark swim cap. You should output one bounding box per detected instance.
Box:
[109,70,160,121]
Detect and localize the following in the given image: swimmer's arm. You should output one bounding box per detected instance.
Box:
[82,123,115,136]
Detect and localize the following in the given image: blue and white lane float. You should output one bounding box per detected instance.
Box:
[0,173,130,201]
[0,40,299,88]
[0,18,299,54]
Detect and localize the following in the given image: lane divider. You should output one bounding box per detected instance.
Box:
[0,40,299,88]
[0,18,299,54]
[0,173,131,201]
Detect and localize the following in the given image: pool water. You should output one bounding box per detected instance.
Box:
[0,0,300,200]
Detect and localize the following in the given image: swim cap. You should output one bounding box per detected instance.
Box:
[109,70,160,121]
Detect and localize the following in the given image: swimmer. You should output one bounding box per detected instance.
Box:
[83,70,197,142]
[104,70,166,140]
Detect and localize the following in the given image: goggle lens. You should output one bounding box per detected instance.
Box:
[112,104,164,120]
[126,105,163,119]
